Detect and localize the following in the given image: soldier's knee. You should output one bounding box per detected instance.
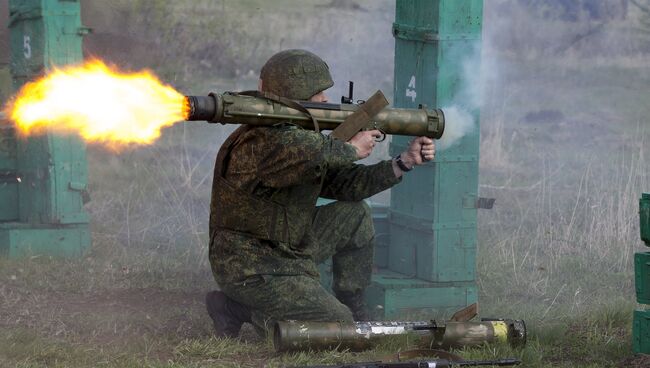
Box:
[341,200,372,221]
[354,201,373,232]
[343,201,374,245]
[330,302,355,323]
[358,200,372,217]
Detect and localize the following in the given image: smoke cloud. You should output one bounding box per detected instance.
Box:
[435,43,484,151]
[437,105,476,151]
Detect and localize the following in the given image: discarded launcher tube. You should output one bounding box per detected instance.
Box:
[293,358,522,368]
[273,319,527,353]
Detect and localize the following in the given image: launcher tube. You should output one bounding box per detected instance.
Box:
[186,92,445,139]
[273,319,526,353]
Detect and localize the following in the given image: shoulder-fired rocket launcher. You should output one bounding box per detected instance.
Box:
[185,90,445,140]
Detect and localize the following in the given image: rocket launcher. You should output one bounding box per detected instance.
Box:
[185,90,445,140]
[273,318,527,353]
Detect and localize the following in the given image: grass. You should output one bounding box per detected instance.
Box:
[0,301,637,367]
[3,0,650,367]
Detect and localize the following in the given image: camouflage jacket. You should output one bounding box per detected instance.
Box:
[209,125,400,283]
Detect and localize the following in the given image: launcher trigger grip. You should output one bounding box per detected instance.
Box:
[375,129,387,142]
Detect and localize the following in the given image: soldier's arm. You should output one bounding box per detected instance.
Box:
[318,135,435,200]
[258,127,358,188]
[319,160,401,201]
[318,133,436,200]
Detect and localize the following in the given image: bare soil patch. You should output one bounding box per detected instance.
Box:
[0,285,210,347]
[618,354,650,368]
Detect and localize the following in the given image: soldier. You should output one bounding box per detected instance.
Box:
[206,49,435,338]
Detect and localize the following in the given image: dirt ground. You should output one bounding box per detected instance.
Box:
[1,281,643,367]
[0,285,212,357]
[618,354,650,368]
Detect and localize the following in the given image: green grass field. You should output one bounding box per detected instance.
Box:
[2,1,650,367]
[0,252,643,367]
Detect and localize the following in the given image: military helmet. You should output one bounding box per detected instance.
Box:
[260,49,334,100]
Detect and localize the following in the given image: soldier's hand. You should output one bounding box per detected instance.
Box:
[348,130,382,159]
[401,137,435,168]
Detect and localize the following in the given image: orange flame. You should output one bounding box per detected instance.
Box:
[7,59,189,149]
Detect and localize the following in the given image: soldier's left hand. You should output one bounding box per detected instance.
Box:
[402,137,435,167]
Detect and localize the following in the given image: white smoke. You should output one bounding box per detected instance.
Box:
[437,105,475,151]
[434,41,492,151]
[461,44,485,109]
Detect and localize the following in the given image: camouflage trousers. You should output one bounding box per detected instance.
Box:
[218,200,375,334]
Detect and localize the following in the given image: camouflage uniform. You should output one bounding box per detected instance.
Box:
[208,50,400,334]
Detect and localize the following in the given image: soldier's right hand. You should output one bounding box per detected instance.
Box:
[348,130,381,159]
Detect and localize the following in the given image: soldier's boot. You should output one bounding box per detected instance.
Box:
[336,289,370,321]
[205,290,252,338]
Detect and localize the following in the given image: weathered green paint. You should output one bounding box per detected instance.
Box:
[634,309,650,354]
[0,124,18,222]
[0,223,89,258]
[367,0,482,316]
[635,252,650,305]
[641,193,650,246]
[634,194,650,352]
[0,65,16,221]
[0,0,89,257]
[367,270,477,319]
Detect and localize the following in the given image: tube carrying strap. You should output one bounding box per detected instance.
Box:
[330,90,388,142]
[237,90,321,132]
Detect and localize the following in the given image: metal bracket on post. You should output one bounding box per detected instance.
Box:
[392,23,480,43]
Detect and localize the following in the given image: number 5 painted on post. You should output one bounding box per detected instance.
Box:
[23,35,31,59]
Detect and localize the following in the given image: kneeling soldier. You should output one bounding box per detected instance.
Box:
[206,49,435,337]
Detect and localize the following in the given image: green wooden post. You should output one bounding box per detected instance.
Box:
[634,193,650,353]
[367,0,483,318]
[0,0,90,257]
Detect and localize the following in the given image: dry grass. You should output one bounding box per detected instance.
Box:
[3,1,650,367]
